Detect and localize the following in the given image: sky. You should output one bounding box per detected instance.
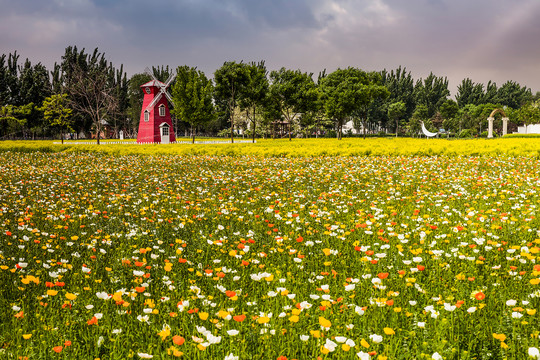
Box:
[1,0,539,97]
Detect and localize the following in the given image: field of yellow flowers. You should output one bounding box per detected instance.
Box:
[1,140,540,359]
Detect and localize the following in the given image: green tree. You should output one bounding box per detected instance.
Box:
[320,67,388,140]
[497,81,532,109]
[269,68,316,141]
[239,61,269,143]
[515,101,540,133]
[0,103,32,139]
[455,78,484,107]
[387,101,406,137]
[414,73,450,118]
[214,62,250,143]
[39,94,73,144]
[171,66,214,143]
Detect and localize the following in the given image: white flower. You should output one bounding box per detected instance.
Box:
[112,329,122,334]
[345,284,356,291]
[226,329,239,336]
[369,334,383,343]
[299,335,309,341]
[357,351,370,360]
[82,266,91,273]
[133,270,145,277]
[528,347,540,358]
[506,299,517,306]
[355,306,365,315]
[217,225,224,230]
[96,292,111,300]
[224,353,239,360]
[346,339,356,347]
[335,336,347,343]
[432,352,443,360]
[511,311,523,319]
[94,313,103,319]
[323,339,337,352]
[444,303,456,312]
[467,307,477,313]
[138,353,153,359]
[417,322,426,328]
[137,315,149,323]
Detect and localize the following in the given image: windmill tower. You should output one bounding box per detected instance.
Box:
[137,68,176,144]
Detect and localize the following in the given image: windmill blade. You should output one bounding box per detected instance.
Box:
[164,70,176,87]
[144,67,159,83]
[146,92,163,111]
[164,91,175,107]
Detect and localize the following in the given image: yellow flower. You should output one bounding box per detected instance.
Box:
[530,278,540,285]
[527,309,537,316]
[360,338,370,348]
[310,330,321,338]
[22,334,32,340]
[65,293,77,301]
[47,290,58,296]
[158,328,170,341]
[289,315,299,323]
[501,342,508,349]
[257,316,270,324]
[322,248,331,256]
[319,316,331,328]
[342,344,351,351]
[384,327,395,335]
[198,312,209,320]
[492,333,506,341]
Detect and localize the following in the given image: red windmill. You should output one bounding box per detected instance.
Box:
[137,68,176,144]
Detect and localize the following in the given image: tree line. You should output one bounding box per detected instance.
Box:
[1,46,539,142]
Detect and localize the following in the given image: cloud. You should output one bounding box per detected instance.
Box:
[0,0,538,94]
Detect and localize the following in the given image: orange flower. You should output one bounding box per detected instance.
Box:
[233,314,246,322]
[377,272,389,279]
[53,346,63,353]
[64,340,72,347]
[87,316,98,325]
[475,292,485,301]
[172,335,185,346]
[14,311,24,319]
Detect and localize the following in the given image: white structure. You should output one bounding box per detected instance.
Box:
[487,109,508,138]
[421,121,437,137]
[517,124,540,134]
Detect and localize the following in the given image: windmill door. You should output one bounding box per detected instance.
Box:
[160,123,170,144]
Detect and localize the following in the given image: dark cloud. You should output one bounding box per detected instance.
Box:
[0,0,538,95]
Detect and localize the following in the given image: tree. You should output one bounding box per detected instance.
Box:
[387,101,406,137]
[455,78,484,107]
[171,66,214,143]
[239,61,269,143]
[18,59,51,138]
[414,73,450,118]
[39,94,73,144]
[0,103,32,139]
[63,48,120,144]
[497,81,532,109]
[515,101,540,132]
[320,67,388,140]
[214,62,249,143]
[269,68,316,141]
[381,66,415,121]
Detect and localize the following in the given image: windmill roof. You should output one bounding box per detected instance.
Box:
[141,80,167,88]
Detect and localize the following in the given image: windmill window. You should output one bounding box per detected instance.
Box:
[144,110,149,122]
[159,104,165,117]
[162,126,169,136]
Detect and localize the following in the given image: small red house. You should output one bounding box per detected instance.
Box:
[137,80,176,143]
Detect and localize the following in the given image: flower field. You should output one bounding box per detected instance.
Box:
[1,149,540,359]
